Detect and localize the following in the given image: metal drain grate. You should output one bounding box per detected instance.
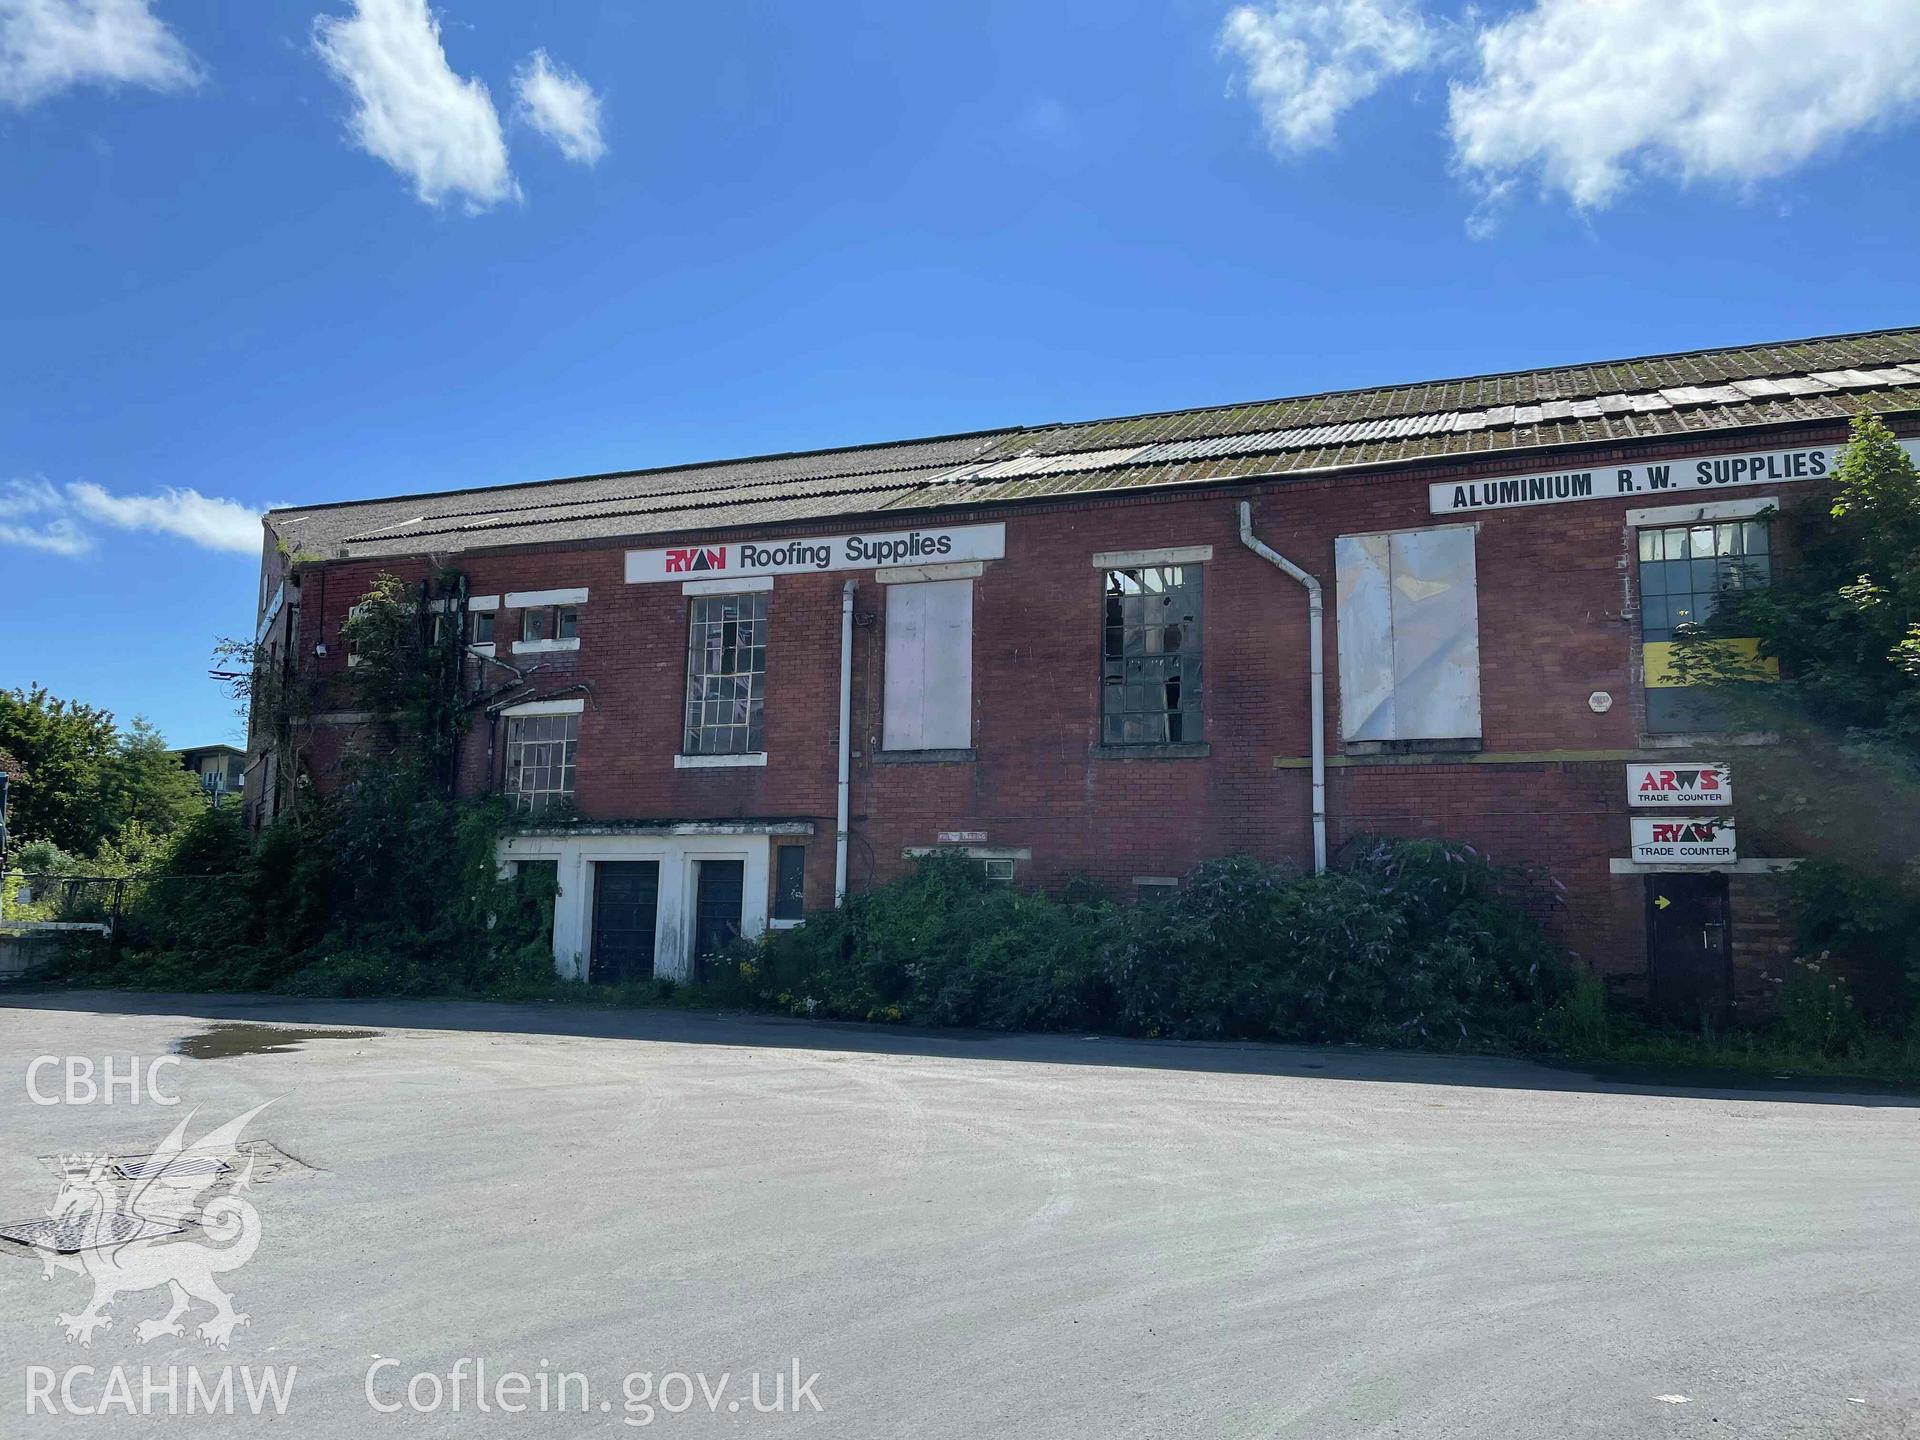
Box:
[111,1155,231,1182]
[0,1212,186,1253]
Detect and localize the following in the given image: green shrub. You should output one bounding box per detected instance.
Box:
[727,839,1567,1051]
[1774,954,1867,1057]
[42,774,556,1000]
[1544,966,1611,1053]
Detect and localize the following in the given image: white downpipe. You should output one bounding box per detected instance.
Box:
[1237,501,1327,875]
[835,579,855,904]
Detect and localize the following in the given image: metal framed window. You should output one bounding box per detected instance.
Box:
[469,611,494,644]
[519,605,579,643]
[1101,565,1202,745]
[1636,521,1771,641]
[684,591,767,755]
[503,713,578,814]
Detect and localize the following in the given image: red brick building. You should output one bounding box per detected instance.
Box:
[248,327,1920,1019]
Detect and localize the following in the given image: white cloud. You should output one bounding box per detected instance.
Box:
[0,478,90,555]
[0,477,261,557]
[1219,0,1437,153]
[0,0,201,108]
[68,481,262,552]
[313,0,516,211]
[1449,0,1920,211]
[513,48,604,164]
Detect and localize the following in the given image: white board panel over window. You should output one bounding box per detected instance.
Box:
[884,579,973,750]
[1336,526,1482,741]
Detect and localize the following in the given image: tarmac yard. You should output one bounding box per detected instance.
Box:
[1,992,1914,1438]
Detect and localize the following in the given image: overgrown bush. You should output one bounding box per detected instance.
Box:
[1773,955,1868,1058]
[703,839,1568,1051]
[42,779,554,1000]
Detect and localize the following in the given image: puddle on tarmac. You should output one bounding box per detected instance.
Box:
[174,1024,381,1059]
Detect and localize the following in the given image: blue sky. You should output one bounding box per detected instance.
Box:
[4,0,1920,746]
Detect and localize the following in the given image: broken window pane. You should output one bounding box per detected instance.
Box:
[684,591,768,754]
[504,713,578,814]
[1100,566,1202,745]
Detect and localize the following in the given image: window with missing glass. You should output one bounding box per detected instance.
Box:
[1636,521,1772,640]
[504,713,578,814]
[684,591,767,755]
[1101,565,1202,745]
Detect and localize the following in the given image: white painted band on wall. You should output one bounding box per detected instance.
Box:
[1091,545,1213,568]
[904,846,1031,860]
[674,752,768,769]
[1626,496,1778,526]
[505,587,589,607]
[511,638,581,654]
[875,561,984,584]
[500,697,585,717]
[467,594,500,612]
[682,575,774,595]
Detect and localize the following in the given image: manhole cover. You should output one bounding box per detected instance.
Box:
[111,1155,231,1182]
[0,1212,186,1253]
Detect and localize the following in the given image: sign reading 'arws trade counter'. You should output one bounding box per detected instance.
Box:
[1428,439,1920,516]
[625,523,1005,584]
[1629,816,1737,864]
[1627,761,1732,809]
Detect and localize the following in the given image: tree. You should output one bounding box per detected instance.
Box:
[102,718,208,839]
[1677,411,1920,1005]
[0,685,119,856]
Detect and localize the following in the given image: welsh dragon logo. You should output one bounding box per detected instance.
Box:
[40,1101,272,1350]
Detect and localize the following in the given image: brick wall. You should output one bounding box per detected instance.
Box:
[278,421,1877,999]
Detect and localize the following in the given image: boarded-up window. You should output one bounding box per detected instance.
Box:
[1335,526,1481,741]
[884,579,973,750]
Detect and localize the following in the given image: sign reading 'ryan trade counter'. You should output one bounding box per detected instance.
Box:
[627,523,1006,583]
[1428,439,1920,516]
[1629,816,1737,865]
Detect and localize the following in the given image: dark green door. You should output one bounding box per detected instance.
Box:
[592,861,659,985]
[693,860,746,973]
[1647,873,1731,1026]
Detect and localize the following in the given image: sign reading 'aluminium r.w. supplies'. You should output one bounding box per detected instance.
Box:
[626,523,1005,583]
[1429,440,1920,516]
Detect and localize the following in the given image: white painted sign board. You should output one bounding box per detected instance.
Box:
[1629,816,1737,865]
[1429,440,1920,516]
[1626,761,1732,809]
[627,523,1005,583]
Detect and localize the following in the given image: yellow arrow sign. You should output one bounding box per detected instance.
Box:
[1654,894,1671,910]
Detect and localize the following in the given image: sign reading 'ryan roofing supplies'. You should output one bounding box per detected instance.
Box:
[1627,761,1732,809]
[1630,817,1737,864]
[626,523,1005,583]
[1428,439,1920,516]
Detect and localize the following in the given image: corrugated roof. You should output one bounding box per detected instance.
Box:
[269,327,1920,560]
